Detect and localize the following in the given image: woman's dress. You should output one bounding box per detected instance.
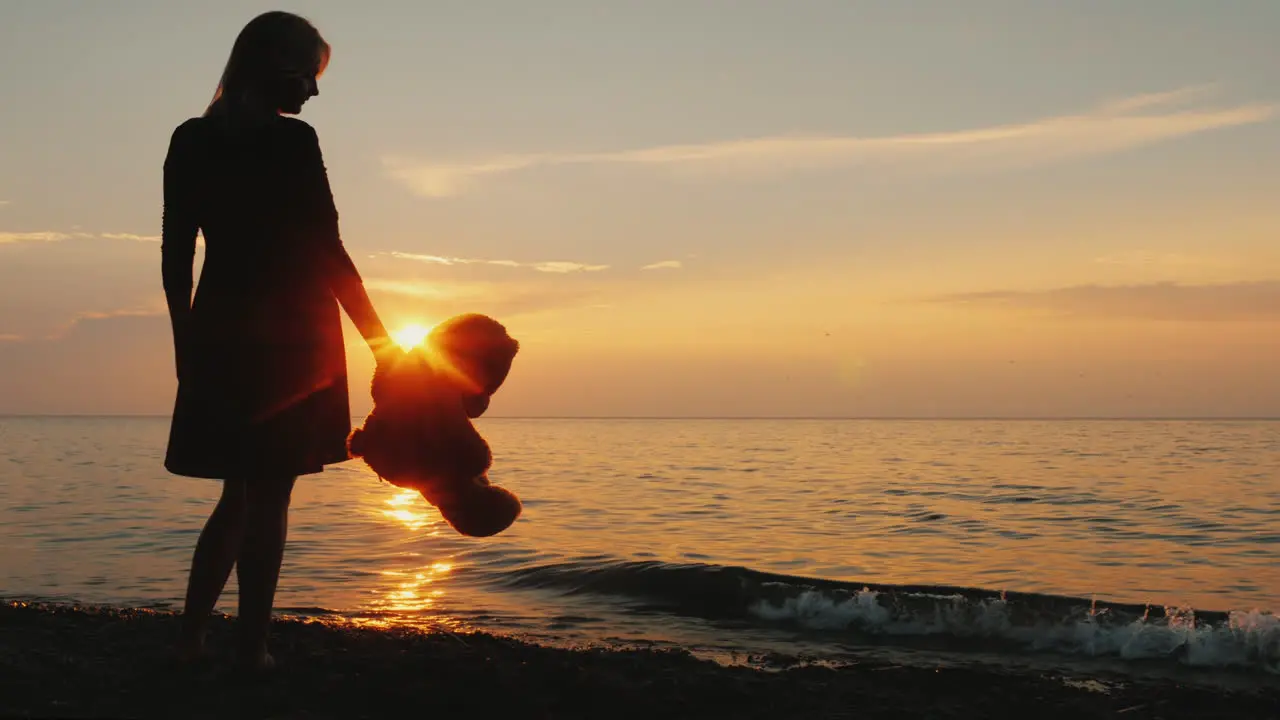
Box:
[161,115,363,480]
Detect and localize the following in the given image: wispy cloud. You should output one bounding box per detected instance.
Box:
[101,233,161,243]
[391,252,520,268]
[70,308,165,322]
[0,231,88,244]
[363,278,477,300]
[388,251,609,274]
[641,260,683,271]
[927,280,1280,322]
[1092,251,1235,270]
[0,200,10,207]
[365,276,602,318]
[42,307,165,340]
[383,87,1275,197]
[0,230,160,245]
[0,306,169,344]
[533,261,610,274]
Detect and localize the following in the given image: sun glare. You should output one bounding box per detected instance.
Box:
[392,323,433,351]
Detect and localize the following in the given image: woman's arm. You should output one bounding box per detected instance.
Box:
[161,122,199,378]
[296,122,392,353]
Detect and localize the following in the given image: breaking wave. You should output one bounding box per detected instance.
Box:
[495,559,1279,674]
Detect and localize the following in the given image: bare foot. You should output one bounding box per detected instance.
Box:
[236,649,277,675]
[176,637,209,666]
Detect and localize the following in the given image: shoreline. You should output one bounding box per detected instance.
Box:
[2,601,1277,719]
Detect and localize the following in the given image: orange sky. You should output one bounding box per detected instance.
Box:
[1,2,1279,417]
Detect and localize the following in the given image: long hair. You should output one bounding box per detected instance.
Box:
[204,11,330,118]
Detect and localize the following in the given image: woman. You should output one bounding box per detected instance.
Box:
[162,11,390,671]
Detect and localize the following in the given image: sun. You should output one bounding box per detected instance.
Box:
[392,323,433,351]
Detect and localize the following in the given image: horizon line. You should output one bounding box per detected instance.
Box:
[0,414,1276,422]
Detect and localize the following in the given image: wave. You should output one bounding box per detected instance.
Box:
[494,559,1279,674]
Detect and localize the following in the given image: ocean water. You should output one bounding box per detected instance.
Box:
[1,416,1277,677]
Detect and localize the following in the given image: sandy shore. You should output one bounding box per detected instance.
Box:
[1,601,1275,720]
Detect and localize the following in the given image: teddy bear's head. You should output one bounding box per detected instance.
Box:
[426,313,520,409]
[367,314,517,417]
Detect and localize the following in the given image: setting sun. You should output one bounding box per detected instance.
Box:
[392,323,433,351]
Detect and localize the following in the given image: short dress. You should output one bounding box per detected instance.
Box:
[160,115,362,480]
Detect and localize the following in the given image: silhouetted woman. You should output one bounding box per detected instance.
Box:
[162,11,390,671]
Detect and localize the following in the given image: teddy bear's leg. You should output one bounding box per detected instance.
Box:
[434,476,522,538]
[416,478,454,509]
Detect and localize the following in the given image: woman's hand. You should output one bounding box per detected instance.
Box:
[369,335,398,367]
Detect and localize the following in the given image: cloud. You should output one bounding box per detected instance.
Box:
[365,276,602,319]
[387,251,608,273]
[41,307,166,340]
[1092,251,1235,270]
[927,280,1280,322]
[0,312,177,415]
[101,233,161,243]
[363,278,477,300]
[390,252,519,268]
[0,304,166,344]
[0,231,88,244]
[0,230,161,245]
[0,200,10,206]
[382,86,1275,197]
[71,308,165,322]
[383,156,548,200]
[641,260,683,271]
[532,261,609,273]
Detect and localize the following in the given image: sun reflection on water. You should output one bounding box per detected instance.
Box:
[376,566,447,612]
[363,560,460,626]
[380,488,439,532]
[357,488,469,633]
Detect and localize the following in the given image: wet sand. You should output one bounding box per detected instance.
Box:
[1,601,1275,719]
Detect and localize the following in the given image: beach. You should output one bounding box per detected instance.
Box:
[2,600,1277,720]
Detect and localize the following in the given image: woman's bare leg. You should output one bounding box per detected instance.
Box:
[235,474,297,668]
[178,477,248,659]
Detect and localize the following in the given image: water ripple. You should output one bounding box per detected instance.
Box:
[1,417,1278,668]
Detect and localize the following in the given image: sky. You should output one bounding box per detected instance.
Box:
[1,0,1279,417]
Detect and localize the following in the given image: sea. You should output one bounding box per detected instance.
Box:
[2,416,1277,682]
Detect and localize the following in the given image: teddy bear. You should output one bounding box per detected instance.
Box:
[347,313,522,538]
